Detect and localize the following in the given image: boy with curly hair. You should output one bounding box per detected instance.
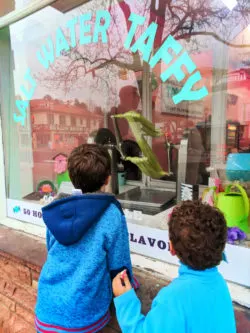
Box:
[112,200,236,333]
[35,144,138,333]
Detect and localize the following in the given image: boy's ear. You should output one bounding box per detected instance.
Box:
[169,241,176,256]
[105,175,111,186]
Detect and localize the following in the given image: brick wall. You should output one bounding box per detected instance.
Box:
[0,253,39,333]
[0,250,125,333]
[0,226,128,333]
[0,226,249,333]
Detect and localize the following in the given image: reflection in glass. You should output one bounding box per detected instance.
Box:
[0,0,250,203]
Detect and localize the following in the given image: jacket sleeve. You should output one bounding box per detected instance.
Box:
[106,211,139,288]
[114,288,184,333]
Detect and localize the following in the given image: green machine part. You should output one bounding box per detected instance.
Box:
[113,111,168,179]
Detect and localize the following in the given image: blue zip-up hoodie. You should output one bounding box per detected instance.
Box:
[35,193,138,333]
[114,264,236,333]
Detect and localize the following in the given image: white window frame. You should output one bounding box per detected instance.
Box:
[0,0,56,29]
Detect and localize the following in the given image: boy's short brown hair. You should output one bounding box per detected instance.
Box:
[68,144,111,193]
[169,200,227,270]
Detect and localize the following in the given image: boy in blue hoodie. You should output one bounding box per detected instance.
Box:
[35,144,138,333]
[112,200,236,333]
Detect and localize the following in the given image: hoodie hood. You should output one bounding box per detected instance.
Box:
[42,193,123,245]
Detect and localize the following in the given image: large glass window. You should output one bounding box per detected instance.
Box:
[0,0,250,253]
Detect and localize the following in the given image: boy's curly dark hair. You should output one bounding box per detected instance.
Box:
[68,144,111,193]
[169,200,227,270]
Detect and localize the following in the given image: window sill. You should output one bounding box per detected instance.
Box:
[0,217,46,239]
[0,224,46,270]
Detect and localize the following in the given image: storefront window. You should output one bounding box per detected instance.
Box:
[0,0,250,261]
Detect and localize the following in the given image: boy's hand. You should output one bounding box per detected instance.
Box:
[112,270,132,297]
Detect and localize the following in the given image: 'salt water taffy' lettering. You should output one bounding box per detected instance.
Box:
[36,10,111,69]
[130,22,157,62]
[14,10,112,125]
[125,13,208,104]
[173,71,209,104]
[14,69,37,126]
[124,13,145,49]
[93,10,111,43]
[56,28,70,57]
[80,13,92,45]
[14,11,208,125]
[37,38,55,70]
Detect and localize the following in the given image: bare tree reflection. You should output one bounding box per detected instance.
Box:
[36,0,250,95]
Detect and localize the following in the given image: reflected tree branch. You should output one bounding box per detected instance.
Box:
[176,31,250,48]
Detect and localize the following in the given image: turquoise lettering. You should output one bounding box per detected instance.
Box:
[13,113,26,126]
[172,87,180,95]
[15,99,29,126]
[161,51,196,82]
[66,17,78,48]
[131,22,158,62]
[93,10,111,43]
[149,35,182,68]
[173,71,209,104]
[16,100,29,116]
[80,13,92,45]
[56,28,70,57]
[20,69,37,100]
[37,38,55,69]
[124,13,145,49]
